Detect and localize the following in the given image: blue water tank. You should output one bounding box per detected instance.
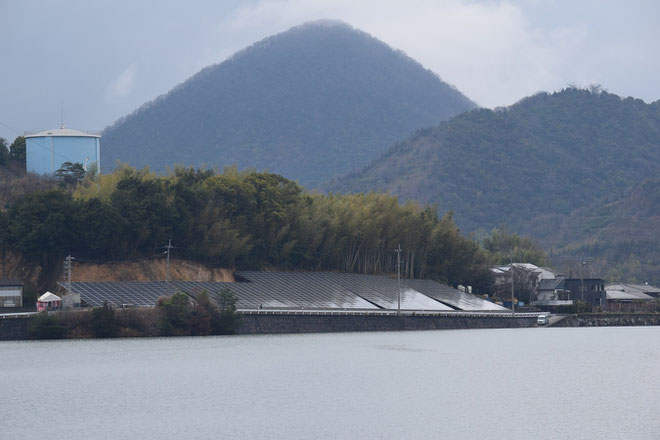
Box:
[25,127,101,174]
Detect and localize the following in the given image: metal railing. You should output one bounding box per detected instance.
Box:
[0,312,38,319]
[238,308,541,318]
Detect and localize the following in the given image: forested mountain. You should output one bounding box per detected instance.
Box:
[102,20,475,187]
[327,88,660,281]
[547,178,660,283]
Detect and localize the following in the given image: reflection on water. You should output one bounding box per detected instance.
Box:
[1,327,659,440]
[374,344,431,352]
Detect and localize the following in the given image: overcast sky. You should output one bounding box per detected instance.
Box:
[1,0,659,141]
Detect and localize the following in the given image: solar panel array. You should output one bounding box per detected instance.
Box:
[232,272,379,310]
[64,281,172,307]
[66,272,509,312]
[319,272,454,311]
[405,279,509,311]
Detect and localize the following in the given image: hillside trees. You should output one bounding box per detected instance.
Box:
[0,135,28,174]
[73,198,127,258]
[9,136,25,164]
[328,87,660,239]
[110,174,175,254]
[1,167,494,289]
[483,228,548,266]
[0,138,9,166]
[55,162,87,187]
[6,189,76,263]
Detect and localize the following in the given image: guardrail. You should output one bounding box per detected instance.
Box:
[238,309,541,318]
[0,309,542,319]
[0,312,38,319]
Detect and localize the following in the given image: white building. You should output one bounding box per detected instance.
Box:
[0,280,23,307]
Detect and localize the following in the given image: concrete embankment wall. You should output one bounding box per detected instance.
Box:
[0,317,29,341]
[550,313,660,327]
[1,313,536,340]
[236,313,537,334]
[5,312,656,340]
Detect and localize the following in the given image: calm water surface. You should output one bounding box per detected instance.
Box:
[2,327,659,440]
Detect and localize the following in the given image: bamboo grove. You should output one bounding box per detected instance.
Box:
[0,166,493,291]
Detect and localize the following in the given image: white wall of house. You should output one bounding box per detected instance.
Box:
[0,286,23,307]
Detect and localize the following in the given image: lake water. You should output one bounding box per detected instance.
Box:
[1,327,659,440]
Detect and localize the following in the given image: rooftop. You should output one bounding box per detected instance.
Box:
[25,127,101,138]
[606,291,653,301]
[0,280,23,287]
[538,278,565,290]
[606,283,660,297]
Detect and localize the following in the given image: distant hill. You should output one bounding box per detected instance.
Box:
[102,20,475,187]
[547,178,660,283]
[548,178,660,245]
[328,88,660,232]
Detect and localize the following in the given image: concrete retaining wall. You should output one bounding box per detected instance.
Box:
[0,317,29,340]
[236,313,537,334]
[550,313,660,327]
[13,312,656,340]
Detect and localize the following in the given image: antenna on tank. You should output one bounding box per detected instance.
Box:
[60,100,64,129]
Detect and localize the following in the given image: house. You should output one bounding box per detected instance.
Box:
[36,292,62,312]
[605,283,658,312]
[534,277,572,307]
[0,280,23,307]
[490,263,564,305]
[564,278,606,307]
[491,264,561,287]
[606,283,660,299]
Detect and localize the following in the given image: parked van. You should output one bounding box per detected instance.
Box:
[537,314,550,325]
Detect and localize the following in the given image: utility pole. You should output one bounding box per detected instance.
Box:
[64,255,75,296]
[395,244,402,316]
[164,240,174,293]
[579,258,588,302]
[510,256,515,317]
[1,245,6,279]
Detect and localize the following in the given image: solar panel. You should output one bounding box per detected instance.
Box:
[329,273,454,311]
[174,281,297,309]
[237,271,453,311]
[405,279,509,311]
[64,281,172,307]
[234,272,379,310]
[64,272,508,312]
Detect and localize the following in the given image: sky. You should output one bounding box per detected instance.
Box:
[1,0,659,141]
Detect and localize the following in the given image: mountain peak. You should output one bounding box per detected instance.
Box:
[102,22,475,186]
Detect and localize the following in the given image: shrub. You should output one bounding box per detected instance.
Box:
[556,301,593,314]
[28,312,67,339]
[157,292,193,336]
[211,287,240,335]
[156,289,240,336]
[115,308,159,337]
[91,303,119,338]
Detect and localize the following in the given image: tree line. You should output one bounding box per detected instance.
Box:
[0,136,26,167]
[0,165,531,292]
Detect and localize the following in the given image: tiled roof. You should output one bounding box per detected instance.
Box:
[537,278,564,290]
